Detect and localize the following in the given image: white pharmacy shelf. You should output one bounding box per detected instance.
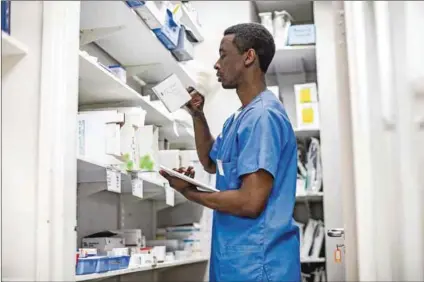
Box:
[77,157,189,209]
[1,31,28,57]
[75,256,209,281]
[301,257,326,264]
[80,1,195,87]
[296,192,324,202]
[268,46,316,74]
[78,52,174,126]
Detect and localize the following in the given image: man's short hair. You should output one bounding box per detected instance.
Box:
[224,23,276,73]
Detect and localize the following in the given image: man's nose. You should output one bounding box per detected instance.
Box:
[214,61,220,70]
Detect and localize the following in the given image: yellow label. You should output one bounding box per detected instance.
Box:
[300,88,312,103]
[302,107,314,123]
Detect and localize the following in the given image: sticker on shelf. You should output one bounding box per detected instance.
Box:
[165,183,175,206]
[78,120,86,156]
[131,173,144,198]
[106,168,121,193]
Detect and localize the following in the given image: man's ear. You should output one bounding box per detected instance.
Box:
[244,48,256,67]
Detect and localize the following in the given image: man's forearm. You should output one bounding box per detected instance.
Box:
[193,113,216,173]
[183,189,258,218]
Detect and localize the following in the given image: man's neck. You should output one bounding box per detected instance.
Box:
[236,77,267,107]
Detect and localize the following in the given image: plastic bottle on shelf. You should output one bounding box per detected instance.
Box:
[258,12,274,37]
[273,10,293,49]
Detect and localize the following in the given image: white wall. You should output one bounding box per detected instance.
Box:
[2,2,43,280]
[191,1,257,136]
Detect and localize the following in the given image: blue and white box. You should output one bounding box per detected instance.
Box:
[152,9,181,50]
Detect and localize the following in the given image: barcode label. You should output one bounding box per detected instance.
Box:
[78,120,85,156]
[106,168,121,193]
[131,173,143,198]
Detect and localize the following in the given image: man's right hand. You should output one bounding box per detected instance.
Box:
[186,87,205,117]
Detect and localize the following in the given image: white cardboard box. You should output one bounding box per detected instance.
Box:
[77,110,125,166]
[159,150,181,169]
[82,237,125,255]
[138,125,160,171]
[152,74,191,113]
[127,1,168,30]
[111,229,144,247]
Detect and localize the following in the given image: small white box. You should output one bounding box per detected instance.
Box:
[159,150,181,169]
[127,1,168,30]
[287,24,316,46]
[108,65,127,83]
[77,110,125,166]
[152,74,191,113]
[112,229,144,247]
[82,237,125,255]
[138,125,160,171]
[296,102,320,130]
[294,83,318,104]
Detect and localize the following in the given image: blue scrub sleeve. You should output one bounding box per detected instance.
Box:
[236,110,287,179]
[209,133,222,163]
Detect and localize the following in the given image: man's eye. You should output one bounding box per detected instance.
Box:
[220,55,226,59]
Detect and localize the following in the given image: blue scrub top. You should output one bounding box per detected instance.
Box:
[208,90,300,282]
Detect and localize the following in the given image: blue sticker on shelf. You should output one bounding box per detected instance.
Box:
[1,0,11,34]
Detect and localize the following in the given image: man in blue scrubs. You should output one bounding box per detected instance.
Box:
[160,23,300,281]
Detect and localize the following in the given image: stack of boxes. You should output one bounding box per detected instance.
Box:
[155,223,204,259]
[294,83,320,130]
[77,107,155,171]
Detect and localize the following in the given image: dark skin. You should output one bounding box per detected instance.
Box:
[160,34,274,219]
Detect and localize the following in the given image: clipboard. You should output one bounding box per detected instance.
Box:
[160,165,219,193]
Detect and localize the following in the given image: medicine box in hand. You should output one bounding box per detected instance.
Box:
[152,74,191,113]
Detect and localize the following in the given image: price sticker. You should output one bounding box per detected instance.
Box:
[165,183,175,206]
[106,168,121,193]
[334,247,342,263]
[131,173,144,199]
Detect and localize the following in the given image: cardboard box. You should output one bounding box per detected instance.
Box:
[82,237,125,255]
[158,150,181,169]
[111,229,144,247]
[287,24,316,46]
[152,9,181,50]
[137,125,160,171]
[77,110,125,166]
[152,74,191,113]
[126,1,168,30]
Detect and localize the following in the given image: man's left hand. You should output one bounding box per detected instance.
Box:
[159,166,197,195]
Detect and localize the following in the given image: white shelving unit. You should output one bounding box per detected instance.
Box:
[268,46,316,75]
[79,1,195,87]
[75,256,209,281]
[254,0,326,278]
[78,52,195,149]
[75,2,208,281]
